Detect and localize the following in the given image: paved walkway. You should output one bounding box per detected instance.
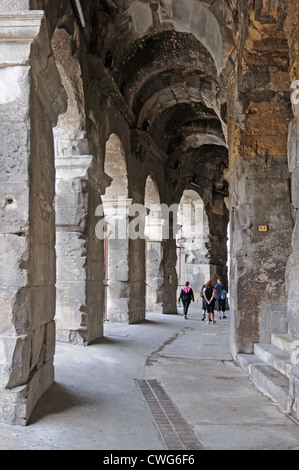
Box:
[0,308,299,451]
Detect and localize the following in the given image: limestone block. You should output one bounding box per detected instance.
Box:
[57,255,86,282]
[0,385,27,425]
[56,206,87,227]
[24,358,54,425]
[30,324,45,372]
[288,119,299,172]
[291,165,299,209]
[0,122,30,176]
[0,189,28,235]
[55,304,83,332]
[0,235,28,287]
[0,358,55,425]
[56,280,85,308]
[0,287,19,335]
[107,280,130,299]
[85,258,104,282]
[108,239,129,281]
[30,244,55,286]
[291,213,299,253]
[289,368,299,421]
[0,13,43,65]
[30,285,56,329]
[107,298,130,322]
[0,66,30,114]
[86,280,103,304]
[30,18,67,126]
[56,177,86,210]
[44,320,55,363]
[56,231,86,256]
[0,334,30,389]
[0,1,30,12]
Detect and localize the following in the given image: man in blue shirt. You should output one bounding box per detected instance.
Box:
[214,279,227,320]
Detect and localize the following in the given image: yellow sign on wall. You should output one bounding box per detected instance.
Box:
[258,225,268,232]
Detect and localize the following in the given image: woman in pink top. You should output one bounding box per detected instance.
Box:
[178,281,194,319]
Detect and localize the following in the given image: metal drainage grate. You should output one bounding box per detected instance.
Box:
[135,379,203,450]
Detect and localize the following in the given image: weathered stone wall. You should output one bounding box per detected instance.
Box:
[0,8,66,424]
[228,0,294,357]
[229,156,293,355]
[3,0,297,426]
[284,1,299,420]
[287,80,299,420]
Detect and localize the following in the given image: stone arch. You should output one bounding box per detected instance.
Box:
[176,189,210,304]
[104,133,129,199]
[126,0,235,73]
[144,175,164,313]
[102,133,131,322]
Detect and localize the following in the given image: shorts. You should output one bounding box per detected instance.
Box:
[216,298,226,312]
[206,300,215,313]
[201,298,206,310]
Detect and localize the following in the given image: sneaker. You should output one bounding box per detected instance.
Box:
[213,320,216,323]
[218,316,221,320]
[184,315,188,319]
[201,316,205,321]
[223,315,227,319]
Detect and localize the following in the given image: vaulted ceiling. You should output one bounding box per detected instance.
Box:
[87,0,239,193]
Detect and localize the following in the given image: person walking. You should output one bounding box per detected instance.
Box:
[203,280,216,324]
[214,279,227,320]
[219,286,227,319]
[200,283,206,321]
[178,281,194,319]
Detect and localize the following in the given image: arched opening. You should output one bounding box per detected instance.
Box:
[176,190,210,306]
[102,133,131,322]
[144,175,164,313]
[52,28,103,345]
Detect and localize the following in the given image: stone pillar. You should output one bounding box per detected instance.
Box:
[228,156,293,359]
[0,11,66,424]
[55,156,110,344]
[128,202,147,323]
[287,80,299,421]
[101,197,132,322]
[227,2,295,359]
[145,215,164,313]
[162,211,178,314]
[286,80,299,337]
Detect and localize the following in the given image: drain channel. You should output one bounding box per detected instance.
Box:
[135,379,203,450]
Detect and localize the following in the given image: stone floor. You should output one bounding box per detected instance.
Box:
[0,308,299,452]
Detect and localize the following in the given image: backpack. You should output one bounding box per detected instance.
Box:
[221,289,226,300]
[200,284,205,298]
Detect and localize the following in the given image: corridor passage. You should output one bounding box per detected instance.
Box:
[0,309,299,450]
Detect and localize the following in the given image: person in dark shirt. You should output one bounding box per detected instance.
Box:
[178,281,194,319]
[214,279,227,320]
[203,280,216,324]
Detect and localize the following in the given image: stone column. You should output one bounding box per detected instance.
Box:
[145,214,164,313]
[128,202,148,323]
[55,156,110,344]
[228,155,293,358]
[287,80,299,421]
[162,211,179,314]
[227,4,295,359]
[0,11,66,424]
[286,80,299,337]
[101,197,132,322]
